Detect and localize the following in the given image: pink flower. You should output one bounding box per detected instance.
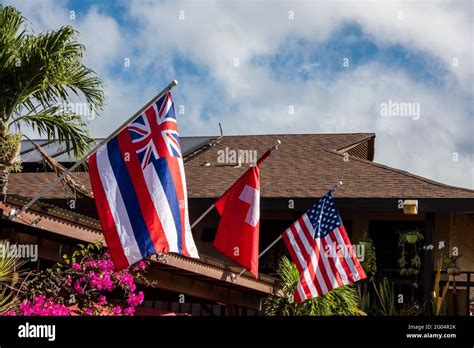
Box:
[16,297,69,316]
[1,309,16,316]
[124,307,135,316]
[71,262,81,270]
[98,295,106,305]
[66,277,72,287]
[126,291,144,306]
[85,260,97,268]
[113,305,122,315]
[85,308,94,316]
[138,261,147,270]
[74,280,84,294]
[120,273,135,291]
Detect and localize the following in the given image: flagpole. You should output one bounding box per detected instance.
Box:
[8,80,179,221]
[190,204,215,229]
[190,139,281,230]
[233,180,343,280]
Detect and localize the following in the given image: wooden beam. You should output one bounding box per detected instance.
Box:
[190,198,474,213]
[160,253,279,295]
[0,201,103,244]
[423,212,435,304]
[147,267,264,310]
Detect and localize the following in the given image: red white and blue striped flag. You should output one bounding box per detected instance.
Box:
[282,191,366,303]
[89,91,199,270]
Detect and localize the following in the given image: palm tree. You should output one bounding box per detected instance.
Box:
[265,256,366,316]
[0,5,104,196]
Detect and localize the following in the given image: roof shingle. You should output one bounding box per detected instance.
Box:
[8,133,474,199]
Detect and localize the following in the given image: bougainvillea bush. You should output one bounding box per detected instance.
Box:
[1,243,148,316]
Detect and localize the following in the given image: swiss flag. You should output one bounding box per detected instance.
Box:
[213,151,271,279]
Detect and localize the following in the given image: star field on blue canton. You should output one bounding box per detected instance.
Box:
[306,191,343,238]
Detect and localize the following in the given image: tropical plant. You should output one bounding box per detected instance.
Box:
[432,259,450,316]
[0,240,26,312]
[358,231,377,280]
[0,5,104,195]
[443,254,461,276]
[359,277,423,316]
[265,256,366,316]
[1,243,149,316]
[372,277,397,315]
[398,228,424,288]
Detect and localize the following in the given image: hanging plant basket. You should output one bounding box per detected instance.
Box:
[405,234,419,244]
[447,267,460,276]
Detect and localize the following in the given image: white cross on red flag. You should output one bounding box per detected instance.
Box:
[212,149,272,279]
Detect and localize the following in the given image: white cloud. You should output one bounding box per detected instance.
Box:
[3,0,473,188]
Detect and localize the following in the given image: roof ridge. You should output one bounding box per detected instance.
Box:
[335,134,376,151]
[325,149,474,194]
[214,132,376,137]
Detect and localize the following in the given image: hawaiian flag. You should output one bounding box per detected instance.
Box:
[89,91,199,270]
[282,191,366,303]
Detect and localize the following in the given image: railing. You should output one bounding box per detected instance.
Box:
[360,270,473,315]
[436,271,473,316]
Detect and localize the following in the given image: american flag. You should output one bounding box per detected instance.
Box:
[282,191,366,303]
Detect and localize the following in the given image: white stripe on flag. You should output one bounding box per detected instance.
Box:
[301,215,329,294]
[301,265,319,298]
[287,222,319,298]
[294,220,313,257]
[334,228,361,281]
[142,164,179,253]
[324,233,350,285]
[295,280,307,302]
[177,158,199,258]
[285,228,307,273]
[315,235,339,290]
[96,145,142,265]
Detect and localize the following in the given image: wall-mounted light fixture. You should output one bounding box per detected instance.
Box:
[403,199,418,215]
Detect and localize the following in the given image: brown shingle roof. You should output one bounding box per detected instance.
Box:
[7,133,474,199]
[184,134,474,198]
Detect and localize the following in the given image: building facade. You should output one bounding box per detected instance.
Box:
[3,133,474,314]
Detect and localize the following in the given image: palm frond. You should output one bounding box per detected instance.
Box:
[11,106,93,157]
[26,137,92,197]
[1,6,104,158]
[0,240,27,312]
[265,256,365,316]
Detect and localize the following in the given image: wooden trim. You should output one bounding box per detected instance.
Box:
[1,200,282,299]
[157,253,280,295]
[0,201,103,243]
[146,267,264,310]
[190,198,474,213]
[423,212,435,303]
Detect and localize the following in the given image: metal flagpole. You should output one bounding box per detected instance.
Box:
[190,139,281,230]
[8,80,179,221]
[233,180,343,280]
[190,204,215,229]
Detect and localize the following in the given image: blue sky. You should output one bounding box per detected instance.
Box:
[5,0,474,188]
